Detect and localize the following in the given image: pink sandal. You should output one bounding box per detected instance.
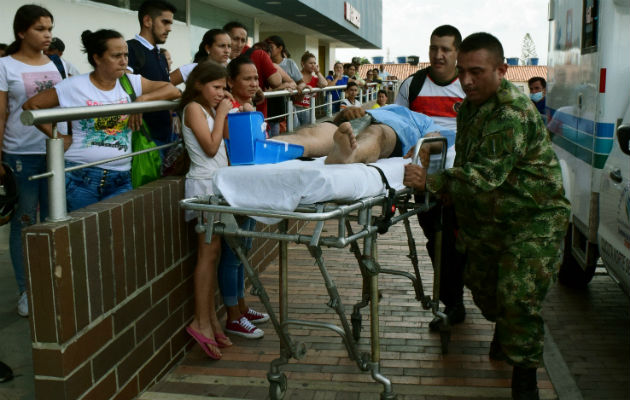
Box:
[185,326,221,360]
[215,332,233,348]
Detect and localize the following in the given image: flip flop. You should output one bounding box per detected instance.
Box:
[215,332,233,348]
[185,326,221,360]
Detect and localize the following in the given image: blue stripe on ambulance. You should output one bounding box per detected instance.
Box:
[547,107,615,168]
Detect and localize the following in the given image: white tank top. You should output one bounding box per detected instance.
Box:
[182,103,228,179]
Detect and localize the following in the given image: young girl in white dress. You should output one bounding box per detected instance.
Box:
[180,60,234,359]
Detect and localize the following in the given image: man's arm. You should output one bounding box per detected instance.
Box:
[427,111,525,197]
[253,50,282,89]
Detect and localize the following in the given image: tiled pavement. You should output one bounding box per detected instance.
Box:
[142,220,555,400]
[1,218,628,400]
[542,269,630,400]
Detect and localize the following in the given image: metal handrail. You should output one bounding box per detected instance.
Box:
[19,79,400,222]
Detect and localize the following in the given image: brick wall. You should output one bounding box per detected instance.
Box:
[23,176,296,400]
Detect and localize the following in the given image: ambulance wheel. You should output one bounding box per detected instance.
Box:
[558,226,596,288]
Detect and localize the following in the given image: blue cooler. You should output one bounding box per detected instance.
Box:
[226,112,304,165]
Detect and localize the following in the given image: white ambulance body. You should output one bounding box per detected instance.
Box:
[546,0,630,293]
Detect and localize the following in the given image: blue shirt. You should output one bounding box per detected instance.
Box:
[367,104,454,155]
[326,75,349,112]
[533,97,545,116]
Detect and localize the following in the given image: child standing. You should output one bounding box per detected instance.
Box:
[180,60,234,359]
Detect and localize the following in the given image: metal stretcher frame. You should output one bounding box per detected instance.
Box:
[179,138,450,400]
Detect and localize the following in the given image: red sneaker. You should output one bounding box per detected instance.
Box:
[226,316,264,339]
[243,308,270,324]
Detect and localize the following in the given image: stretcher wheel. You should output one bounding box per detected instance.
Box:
[380,391,398,400]
[351,312,362,342]
[268,373,287,400]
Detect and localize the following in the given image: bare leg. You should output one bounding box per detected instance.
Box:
[325,123,398,164]
[270,122,338,157]
[189,233,223,356]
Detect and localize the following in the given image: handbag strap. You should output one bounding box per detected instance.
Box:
[119,74,151,140]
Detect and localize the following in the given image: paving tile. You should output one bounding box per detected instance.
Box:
[143,219,627,399]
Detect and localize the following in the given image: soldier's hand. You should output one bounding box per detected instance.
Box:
[342,107,365,121]
[403,163,427,191]
[403,145,430,168]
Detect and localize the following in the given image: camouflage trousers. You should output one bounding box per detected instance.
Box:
[464,236,563,368]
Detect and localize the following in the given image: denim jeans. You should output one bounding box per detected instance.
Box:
[65,162,132,212]
[2,153,49,294]
[218,217,256,307]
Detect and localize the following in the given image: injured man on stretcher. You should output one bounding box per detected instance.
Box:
[270,104,455,165]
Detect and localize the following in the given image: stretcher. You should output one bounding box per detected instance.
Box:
[180,137,451,400]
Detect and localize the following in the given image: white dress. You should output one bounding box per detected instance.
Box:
[182,103,229,221]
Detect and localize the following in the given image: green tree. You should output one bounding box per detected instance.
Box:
[520,33,538,65]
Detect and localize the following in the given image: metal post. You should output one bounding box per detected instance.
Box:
[359,88,364,103]
[46,126,70,222]
[309,96,316,124]
[326,92,333,118]
[287,99,294,132]
[279,220,289,333]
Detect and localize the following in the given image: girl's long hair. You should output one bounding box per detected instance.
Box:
[5,5,53,55]
[180,60,228,111]
[265,35,289,58]
[192,29,228,63]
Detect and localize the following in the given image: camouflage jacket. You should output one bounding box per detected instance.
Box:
[426,79,570,248]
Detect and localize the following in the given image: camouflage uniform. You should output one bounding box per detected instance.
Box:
[426,79,570,368]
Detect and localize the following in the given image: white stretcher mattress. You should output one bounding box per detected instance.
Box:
[213,157,415,224]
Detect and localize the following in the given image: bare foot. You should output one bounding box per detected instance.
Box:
[325,122,357,164]
[211,320,233,347]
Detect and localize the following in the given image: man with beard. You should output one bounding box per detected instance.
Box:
[127,0,176,156]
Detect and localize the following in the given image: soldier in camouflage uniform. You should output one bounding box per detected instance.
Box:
[403,32,570,400]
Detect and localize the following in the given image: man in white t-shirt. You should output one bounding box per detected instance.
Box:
[396,25,468,334]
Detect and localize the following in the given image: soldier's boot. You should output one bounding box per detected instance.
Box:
[489,327,507,361]
[511,366,539,400]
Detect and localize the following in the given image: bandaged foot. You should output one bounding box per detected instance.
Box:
[325,122,357,164]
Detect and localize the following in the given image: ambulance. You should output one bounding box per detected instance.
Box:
[546,0,630,294]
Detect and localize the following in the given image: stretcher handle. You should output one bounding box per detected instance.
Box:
[411,136,448,167]
[411,136,448,207]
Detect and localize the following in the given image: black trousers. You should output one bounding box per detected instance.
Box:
[415,196,466,308]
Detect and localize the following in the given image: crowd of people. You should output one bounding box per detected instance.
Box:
[0,2,565,399]
[0,0,380,361]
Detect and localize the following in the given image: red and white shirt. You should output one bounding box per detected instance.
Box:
[395,74,464,133]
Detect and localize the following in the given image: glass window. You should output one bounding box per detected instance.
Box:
[581,0,598,53]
